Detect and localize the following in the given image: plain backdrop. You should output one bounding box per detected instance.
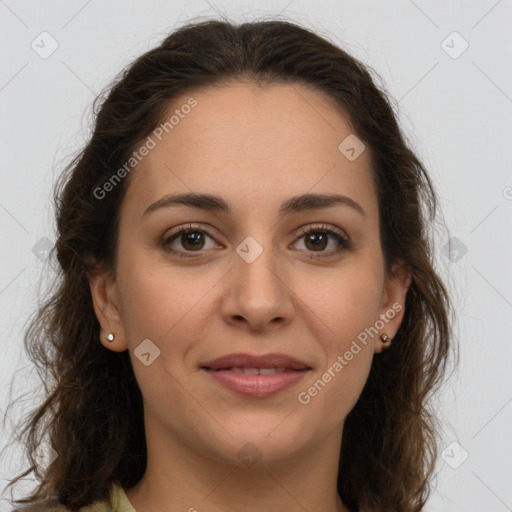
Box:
[1,1,511,511]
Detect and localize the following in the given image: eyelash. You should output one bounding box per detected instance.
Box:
[161,223,351,259]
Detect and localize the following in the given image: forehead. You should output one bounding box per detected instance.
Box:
[122,80,377,219]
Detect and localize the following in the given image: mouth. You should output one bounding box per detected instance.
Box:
[200,353,312,397]
[205,366,305,374]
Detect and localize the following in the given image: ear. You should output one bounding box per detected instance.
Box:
[88,268,128,353]
[374,260,412,354]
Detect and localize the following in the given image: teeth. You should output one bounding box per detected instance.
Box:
[229,367,287,375]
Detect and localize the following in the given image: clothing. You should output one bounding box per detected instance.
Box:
[10,483,136,512]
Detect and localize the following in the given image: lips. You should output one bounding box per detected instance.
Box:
[201,353,311,372]
[200,353,312,397]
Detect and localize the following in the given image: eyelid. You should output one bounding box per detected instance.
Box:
[291,223,351,258]
[293,223,349,241]
[161,222,350,258]
[162,223,218,241]
[160,223,222,256]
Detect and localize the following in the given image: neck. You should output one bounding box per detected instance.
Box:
[125,419,346,512]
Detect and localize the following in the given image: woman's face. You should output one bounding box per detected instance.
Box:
[90,80,410,466]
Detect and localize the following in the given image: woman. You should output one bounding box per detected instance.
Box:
[4,18,453,512]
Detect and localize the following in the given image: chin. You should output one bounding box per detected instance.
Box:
[215,414,316,466]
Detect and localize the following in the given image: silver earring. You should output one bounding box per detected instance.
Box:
[380,333,392,349]
[106,333,115,342]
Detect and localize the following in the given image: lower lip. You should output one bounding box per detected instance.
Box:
[202,368,310,397]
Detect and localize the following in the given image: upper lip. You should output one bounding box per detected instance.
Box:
[201,353,311,371]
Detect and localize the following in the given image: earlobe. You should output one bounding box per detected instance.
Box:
[88,270,127,352]
[375,261,412,354]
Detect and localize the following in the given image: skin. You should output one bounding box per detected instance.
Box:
[89,80,411,512]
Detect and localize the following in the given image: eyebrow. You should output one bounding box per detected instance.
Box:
[142,192,366,218]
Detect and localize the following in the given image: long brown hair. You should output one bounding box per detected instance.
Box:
[3,18,455,512]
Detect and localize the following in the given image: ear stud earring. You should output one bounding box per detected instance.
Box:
[380,333,392,349]
[106,333,115,342]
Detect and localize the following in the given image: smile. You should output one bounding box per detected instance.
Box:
[201,367,311,397]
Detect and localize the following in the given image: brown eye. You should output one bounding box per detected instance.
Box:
[293,225,350,258]
[179,231,206,251]
[304,232,329,251]
[162,225,219,257]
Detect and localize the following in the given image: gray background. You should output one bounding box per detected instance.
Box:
[1,1,511,510]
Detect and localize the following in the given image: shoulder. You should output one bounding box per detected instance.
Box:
[9,501,111,512]
[9,502,68,512]
[8,482,131,512]
[8,493,114,512]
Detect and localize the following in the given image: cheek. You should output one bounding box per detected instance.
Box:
[297,347,373,439]
[296,277,379,431]
[291,260,382,418]
[293,260,384,349]
[115,255,219,407]
[115,247,220,345]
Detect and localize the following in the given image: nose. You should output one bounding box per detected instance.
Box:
[220,237,295,333]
